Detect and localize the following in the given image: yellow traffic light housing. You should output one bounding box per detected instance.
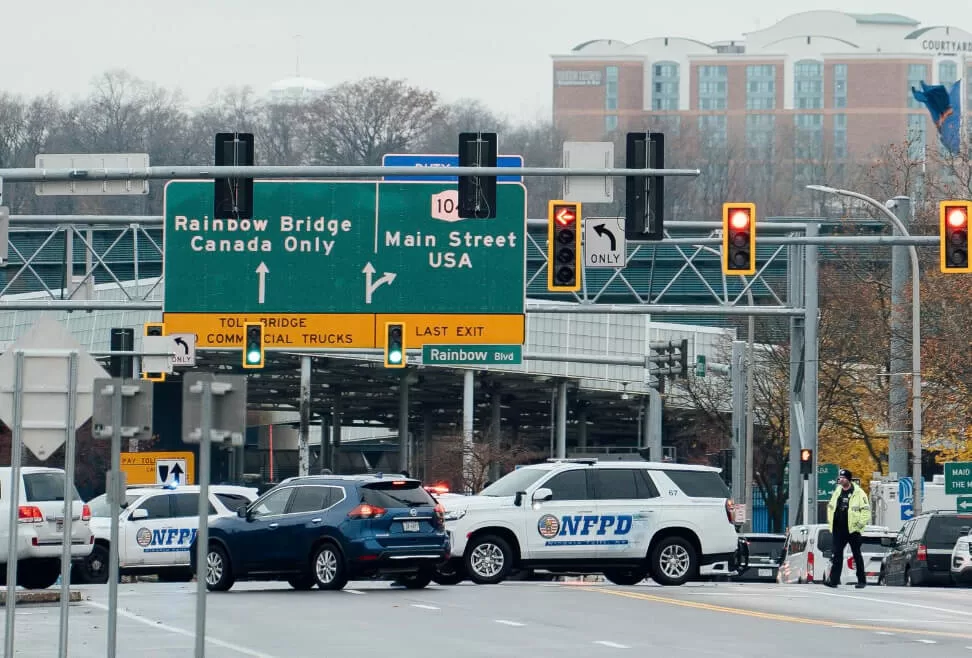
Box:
[142,322,166,382]
[547,200,582,292]
[242,322,264,369]
[939,200,971,273]
[722,203,756,275]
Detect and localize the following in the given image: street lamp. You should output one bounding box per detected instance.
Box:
[805,184,923,514]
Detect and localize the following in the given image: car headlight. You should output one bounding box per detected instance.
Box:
[957,540,970,554]
[443,509,466,522]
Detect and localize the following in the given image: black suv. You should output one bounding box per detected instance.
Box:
[883,511,972,586]
[190,475,451,591]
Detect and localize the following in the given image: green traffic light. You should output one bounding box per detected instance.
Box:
[388,349,402,364]
[247,349,261,364]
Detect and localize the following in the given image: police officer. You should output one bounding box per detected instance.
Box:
[825,468,871,588]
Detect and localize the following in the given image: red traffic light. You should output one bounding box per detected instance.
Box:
[554,205,577,226]
[946,206,968,228]
[800,449,811,462]
[729,209,751,230]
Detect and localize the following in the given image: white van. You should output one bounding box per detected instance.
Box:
[778,523,890,584]
[0,466,94,589]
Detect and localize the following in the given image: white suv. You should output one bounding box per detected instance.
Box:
[0,466,94,589]
[439,458,739,586]
[74,483,258,583]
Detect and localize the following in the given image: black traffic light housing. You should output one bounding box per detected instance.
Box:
[547,200,582,292]
[722,202,756,275]
[625,132,665,241]
[800,449,813,477]
[142,323,165,382]
[939,200,971,273]
[242,322,264,369]
[384,322,406,368]
[214,132,254,221]
[457,132,497,219]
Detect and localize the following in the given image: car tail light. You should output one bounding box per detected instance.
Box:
[434,503,445,528]
[806,552,814,582]
[348,504,385,520]
[18,506,43,524]
[725,499,735,524]
[917,544,927,561]
[82,504,91,522]
[847,556,855,569]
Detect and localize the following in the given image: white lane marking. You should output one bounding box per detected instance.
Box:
[411,604,439,610]
[811,590,972,617]
[876,632,895,636]
[832,625,853,629]
[854,618,961,624]
[594,640,629,649]
[916,639,936,644]
[344,589,365,595]
[494,619,525,627]
[83,600,276,658]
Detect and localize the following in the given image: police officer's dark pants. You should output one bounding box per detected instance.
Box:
[829,531,866,585]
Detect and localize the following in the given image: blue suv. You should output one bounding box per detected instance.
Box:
[190,475,451,591]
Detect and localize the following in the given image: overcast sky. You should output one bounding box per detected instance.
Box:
[6,1,971,122]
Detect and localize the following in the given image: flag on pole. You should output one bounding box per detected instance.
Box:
[911,80,963,155]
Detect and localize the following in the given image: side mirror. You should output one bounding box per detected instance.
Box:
[130,508,148,521]
[237,506,248,518]
[532,488,553,503]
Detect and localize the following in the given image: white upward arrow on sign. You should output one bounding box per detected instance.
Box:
[255,262,269,304]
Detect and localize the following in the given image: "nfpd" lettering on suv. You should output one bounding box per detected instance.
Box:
[537,514,633,546]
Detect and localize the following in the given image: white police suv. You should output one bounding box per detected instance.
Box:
[438,458,739,586]
[75,483,258,583]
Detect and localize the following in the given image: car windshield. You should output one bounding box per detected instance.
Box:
[361,481,436,508]
[479,468,547,497]
[927,515,972,549]
[747,538,785,557]
[23,471,81,502]
[87,493,141,517]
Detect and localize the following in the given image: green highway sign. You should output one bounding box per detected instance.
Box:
[422,344,522,365]
[817,463,838,498]
[957,496,972,513]
[945,462,972,495]
[162,180,528,349]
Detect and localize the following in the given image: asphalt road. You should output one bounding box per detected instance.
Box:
[2,580,972,657]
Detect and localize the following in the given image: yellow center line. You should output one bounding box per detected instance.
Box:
[586,587,972,640]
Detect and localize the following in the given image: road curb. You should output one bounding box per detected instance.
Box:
[0,590,82,605]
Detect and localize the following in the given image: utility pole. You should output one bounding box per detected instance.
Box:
[888,197,911,478]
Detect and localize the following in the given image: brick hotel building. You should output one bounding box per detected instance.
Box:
[552,10,972,169]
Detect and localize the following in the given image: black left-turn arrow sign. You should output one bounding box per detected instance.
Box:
[593,223,617,251]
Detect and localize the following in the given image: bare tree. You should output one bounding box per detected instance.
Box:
[424,432,545,494]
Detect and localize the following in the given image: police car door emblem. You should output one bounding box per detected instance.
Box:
[538,514,560,539]
[409,508,417,517]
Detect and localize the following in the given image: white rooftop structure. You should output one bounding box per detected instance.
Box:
[267,76,328,103]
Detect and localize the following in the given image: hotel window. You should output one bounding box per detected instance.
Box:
[833,114,847,159]
[794,60,823,110]
[832,64,847,109]
[746,64,776,110]
[697,65,728,111]
[907,64,927,109]
[939,60,957,87]
[698,114,727,147]
[605,115,618,134]
[746,114,775,160]
[794,113,824,160]
[652,61,680,111]
[605,66,619,111]
[907,114,926,160]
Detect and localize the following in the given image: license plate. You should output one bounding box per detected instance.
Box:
[403,521,420,532]
[758,569,772,577]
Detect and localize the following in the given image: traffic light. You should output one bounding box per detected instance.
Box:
[722,202,756,275]
[142,323,165,382]
[384,322,406,368]
[547,200,582,292]
[242,322,264,369]
[624,132,665,241]
[939,200,971,273]
[800,449,813,477]
[457,132,497,219]
[214,132,254,220]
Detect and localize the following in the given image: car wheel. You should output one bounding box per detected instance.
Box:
[78,543,111,584]
[288,575,315,590]
[203,543,235,592]
[431,561,466,585]
[17,559,61,590]
[464,534,514,585]
[603,568,648,586]
[650,536,697,586]
[398,569,433,589]
[312,543,348,591]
